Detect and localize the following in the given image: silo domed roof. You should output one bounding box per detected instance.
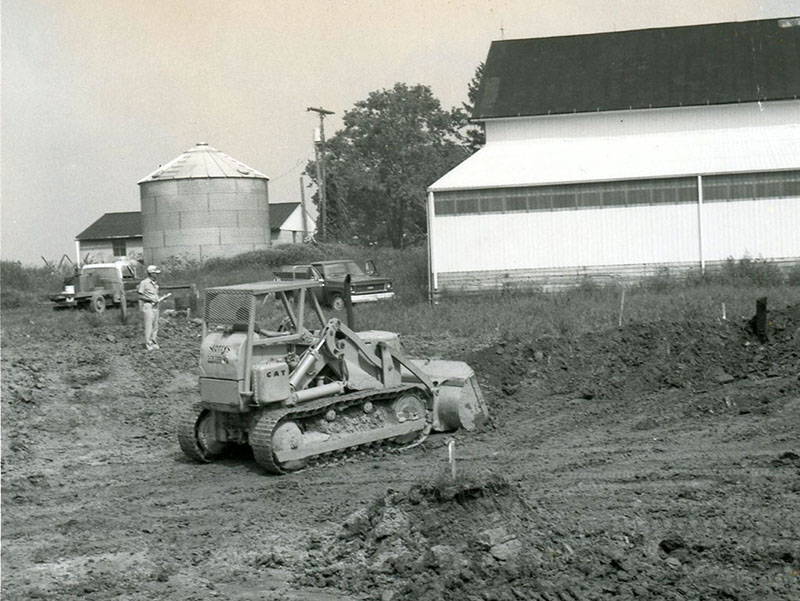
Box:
[138,143,268,183]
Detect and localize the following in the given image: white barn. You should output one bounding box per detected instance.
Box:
[427,17,800,295]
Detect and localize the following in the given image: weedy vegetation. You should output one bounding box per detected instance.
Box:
[3,246,798,344]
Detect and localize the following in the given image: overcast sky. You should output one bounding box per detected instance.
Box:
[2,0,797,265]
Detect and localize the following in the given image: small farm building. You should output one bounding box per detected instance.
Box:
[138,144,271,264]
[75,211,143,264]
[270,202,308,244]
[427,17,800,295]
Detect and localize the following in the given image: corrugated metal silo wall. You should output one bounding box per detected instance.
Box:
[140,178,270,264]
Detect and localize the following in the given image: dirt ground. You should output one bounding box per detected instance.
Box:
[2,301,799,600]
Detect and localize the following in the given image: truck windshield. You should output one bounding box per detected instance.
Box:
[323,261,364,278]
[83,267,118,281]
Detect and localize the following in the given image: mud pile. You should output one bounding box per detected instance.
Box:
[472,302,800,406]
[296,465,800,601]
[296,473,573,601]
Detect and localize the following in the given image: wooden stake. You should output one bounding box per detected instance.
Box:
[448,440,457,480]
[618,288,626,327]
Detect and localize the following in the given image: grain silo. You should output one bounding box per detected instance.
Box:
[138,144,270,263]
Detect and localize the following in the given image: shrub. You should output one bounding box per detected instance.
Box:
[1,261,32,290]
[638,266,676,293]
[718,256,785,286]
[160,242,430,303]
[1,261,65,307]
[1,288,29,310]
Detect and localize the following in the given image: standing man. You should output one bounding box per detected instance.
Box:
[138,264,163,351]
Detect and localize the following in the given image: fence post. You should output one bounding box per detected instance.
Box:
[120,288,128,324]
[344,274,354,330]
[753,297,768,342]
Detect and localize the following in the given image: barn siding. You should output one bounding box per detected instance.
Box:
[701,197,800,262]
[432,203,701,273]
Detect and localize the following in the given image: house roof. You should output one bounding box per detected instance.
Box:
[474,17,800,119]
[429,120,800,191]
[76,212,142,241]
[270,202,300,231]
[77,203,299,241]
[138,143,268,183]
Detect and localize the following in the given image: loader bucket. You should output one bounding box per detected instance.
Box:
[409,359,488,432]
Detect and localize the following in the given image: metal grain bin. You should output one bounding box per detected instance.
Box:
[138,144,270,264]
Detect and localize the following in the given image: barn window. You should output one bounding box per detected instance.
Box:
[507,195,528,211]
[532,192,554,211]
[481,196,505,213]
[704,170,800,201]
[550,191,575,209]
[112,240,127,257]
[434,198,456,215]
[626,181,653,205]
[601,182,627,206]
[577,186,603,208]
[675,179,698,203]
[432,170,796,217]
[456,196,480,214]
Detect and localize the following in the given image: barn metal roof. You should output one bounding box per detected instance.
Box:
[138,144,269,183]
[76,212,142,240]
[429,120,800,191]
[269,202,300,231]
[474,17,800,119]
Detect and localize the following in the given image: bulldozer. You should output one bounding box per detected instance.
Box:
[178,279,487,474]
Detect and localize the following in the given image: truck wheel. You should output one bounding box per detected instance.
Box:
[89,294,107,313]
[330,294,345,312]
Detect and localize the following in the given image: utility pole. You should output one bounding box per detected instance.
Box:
[299,175,309,241]
[307,106,334,241]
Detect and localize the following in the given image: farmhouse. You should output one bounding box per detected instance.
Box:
[75,211,143,264]
[427,17,800,295]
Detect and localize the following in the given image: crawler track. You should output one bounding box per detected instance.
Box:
[177,402,211,462]
[249,384,431,474]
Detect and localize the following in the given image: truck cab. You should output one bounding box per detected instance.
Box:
[275,259,394,311]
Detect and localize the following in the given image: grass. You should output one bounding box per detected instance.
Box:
[349,282,796,345]
[4,246,798,345]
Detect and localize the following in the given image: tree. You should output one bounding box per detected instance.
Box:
[461,62,486,154]
[305,83,469,248]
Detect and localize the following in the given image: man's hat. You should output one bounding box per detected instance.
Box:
[146,265,162,275]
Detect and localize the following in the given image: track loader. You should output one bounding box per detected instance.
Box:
[178,279,487,474]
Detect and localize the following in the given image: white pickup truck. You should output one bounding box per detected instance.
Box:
[50,260,142,313]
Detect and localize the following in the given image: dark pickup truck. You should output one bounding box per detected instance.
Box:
[274,260,394,311]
